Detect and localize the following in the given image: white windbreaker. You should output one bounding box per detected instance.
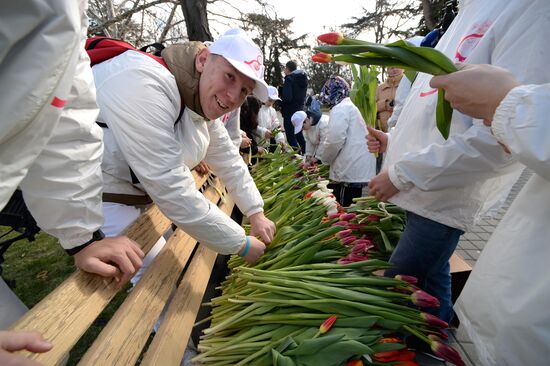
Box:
[303,115,329,160]
[0,0,103,249]
[255,105,285,147]
[384,0,550,231]
[92,51,264,254]
[455,84,550,366]
[319,98,376,183]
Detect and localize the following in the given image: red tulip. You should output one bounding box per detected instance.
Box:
[395,274,418,284]
[317,32,344,45]
[345,359,363,366]
[311,52,333,63]
[431,341,465,366]
[421,313,449,329]
[339,212,357,221]
[319,315,337,334]
[411,290,440,308]
[340,236,357,246]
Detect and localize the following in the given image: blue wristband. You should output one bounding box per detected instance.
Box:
[240,236,251,257]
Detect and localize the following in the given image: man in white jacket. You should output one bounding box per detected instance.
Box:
[0,0,143,364]
[432,64,550,365]
[93,28,275,267]
[366,0,550,324]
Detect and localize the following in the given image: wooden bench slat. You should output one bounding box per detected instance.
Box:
[141,196,235,366]
[10,172,210,364]
[78,179,225,366]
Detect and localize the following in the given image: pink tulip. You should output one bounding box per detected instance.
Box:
[430,341,465,366]
[411,290,440,308]
[394,274,418,284]
[421,313,448,329]
[336,229,353,239]
[340,236,357,246]
[339,213,357,221]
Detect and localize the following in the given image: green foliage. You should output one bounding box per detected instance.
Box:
[350,65,379,128]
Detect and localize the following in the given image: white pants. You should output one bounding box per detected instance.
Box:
[101,202,166,286]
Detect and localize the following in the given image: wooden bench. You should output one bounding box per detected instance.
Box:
[10,172,232,365]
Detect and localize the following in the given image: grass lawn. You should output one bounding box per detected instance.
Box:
[1,227,129,365]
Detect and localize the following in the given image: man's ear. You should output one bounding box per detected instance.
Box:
[195,48,209,73]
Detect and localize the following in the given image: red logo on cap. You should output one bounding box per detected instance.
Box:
[244,54,263,75]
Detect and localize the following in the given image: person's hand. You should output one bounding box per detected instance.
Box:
[240,136,252,149]
[193,160,209,176]
[257,146,266,155]
[248,212,276,243]
[264,130,273,139]
[429,64,519,126]
[73,236,144,289]
[238,236,266,264]
[0,330,52,366]
[366,126,388,154]
[368,170,400,201]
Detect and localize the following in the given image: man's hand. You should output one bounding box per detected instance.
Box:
[368,170,400,202]
[238,236,266,264]
[366,126,388,154]
[193,160,209,176]
[73,236,144,288]
[240,136,252,149]
[248,212,276,244]
[0,330,52,366]
[429,64,519,125]
[264,130,273,139]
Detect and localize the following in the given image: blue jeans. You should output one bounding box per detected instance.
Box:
[384,211,464,324]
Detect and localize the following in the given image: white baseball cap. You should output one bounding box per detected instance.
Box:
[291,111,307,134]
[267,85,281,101]
[208,28,269,102]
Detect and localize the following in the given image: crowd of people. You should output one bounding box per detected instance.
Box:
[2,0,550,365]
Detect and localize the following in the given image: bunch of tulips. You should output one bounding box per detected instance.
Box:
[312,32,458,140]
[193,152,464,366]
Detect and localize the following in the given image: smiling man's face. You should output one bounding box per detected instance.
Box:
[196,49,256,120]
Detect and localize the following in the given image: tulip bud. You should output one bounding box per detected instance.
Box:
[332,221,349,227]
[395,274,418,284]
[327,212,341,220]
[311,52,333,63]
[411,290,440,308]
[345,359,363,366]
[317,32,344,45]
[430,341,465,366]
[421,313,448,329]
[340,236,357,246]
[336,229,353,238]
[366,214,380,222]
[319,315,337,334]
[339,212,357,221]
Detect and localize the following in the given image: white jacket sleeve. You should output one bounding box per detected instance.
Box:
[96,67,245,255]
[205,120,264,217]
[388,122,518,192]
[491,84,550,181]
[319,106,348,164]
[315,118,330,160]
[21,48,104,249]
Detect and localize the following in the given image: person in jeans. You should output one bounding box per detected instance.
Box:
[366,0,550,325]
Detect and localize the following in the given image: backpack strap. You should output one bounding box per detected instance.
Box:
[86,36,168,68]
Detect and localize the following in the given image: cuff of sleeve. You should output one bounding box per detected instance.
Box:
[388,164,414,192]
[244,206,264,218]
[491,86,523,147]
[64,230,105,255]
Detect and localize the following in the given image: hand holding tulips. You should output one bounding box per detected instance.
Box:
[238,236,266,264]
[430,64,519,126]
[368,170,400,202]
[248,212,276,243]
[366,126,388,154]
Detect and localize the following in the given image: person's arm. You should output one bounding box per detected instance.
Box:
[97,64,246,255]
[205,120,275,243]
[491,84,550,180]
[314,118,330,160]
[319,105,349,164]
[282,78,293,104]
[387,123,518,192]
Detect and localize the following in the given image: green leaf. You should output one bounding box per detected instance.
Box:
[272,349,298,366]
[285,334,345,356]
[386,40,458,74]
[295,339,374,365]
[436,88,453,139]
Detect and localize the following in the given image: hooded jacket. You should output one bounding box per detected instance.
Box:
[384,0,550,232]
[92,48,264,255]
[281,70,308,119]
[319,98,376,183]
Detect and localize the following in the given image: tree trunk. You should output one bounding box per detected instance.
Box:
[179,0,213,42]
[421,0,437,31]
